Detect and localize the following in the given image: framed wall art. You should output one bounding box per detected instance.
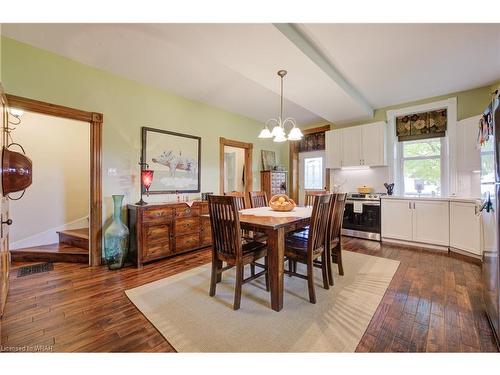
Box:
[142,127,201,194]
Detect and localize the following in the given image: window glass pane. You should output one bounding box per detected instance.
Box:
[403,139,441,158]
[304,157,323,189]
[481,137,494,153]
[403,157,441,196]
[481,152,495,184]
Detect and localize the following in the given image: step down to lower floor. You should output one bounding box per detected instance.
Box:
[57,228,89,250]
[10,243,89,264]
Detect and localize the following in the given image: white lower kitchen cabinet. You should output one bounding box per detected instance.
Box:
[412,200,450,246]
[381,199,413,241]
[449,201,481,256]
[382,197,482,257]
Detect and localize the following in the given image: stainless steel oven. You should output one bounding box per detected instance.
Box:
[342,193,384,241]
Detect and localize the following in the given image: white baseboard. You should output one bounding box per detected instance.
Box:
[10,216,89,250]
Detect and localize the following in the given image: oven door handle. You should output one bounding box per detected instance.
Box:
[345,201,380,206]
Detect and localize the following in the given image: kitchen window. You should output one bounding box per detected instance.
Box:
[480,136,494,184]
[399,138,446,197]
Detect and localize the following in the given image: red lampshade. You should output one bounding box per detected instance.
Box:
[141,169,154,193]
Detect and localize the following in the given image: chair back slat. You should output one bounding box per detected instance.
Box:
[208,195,242,258]
[329,193,347,243]
[249,191,268,208]
[304,189,328,206]
[224,191,247,210]
[307,194,332,253]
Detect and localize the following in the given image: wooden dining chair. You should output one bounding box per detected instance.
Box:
[284,194,332,304]
[304,189,328,206]
[249,191,268,208]
[208,195,269,310]
[224,191,247,210]
[327,193,347,282]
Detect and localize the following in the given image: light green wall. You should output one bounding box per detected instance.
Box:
[0,36,286,226]
[302,82,498,131]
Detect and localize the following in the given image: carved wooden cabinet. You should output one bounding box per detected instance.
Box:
[261,170,287,199]
[128,201,211,268]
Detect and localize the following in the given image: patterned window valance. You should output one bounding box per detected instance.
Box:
[396,108,447,142]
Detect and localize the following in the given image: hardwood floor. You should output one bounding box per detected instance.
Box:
[0,237,498,352]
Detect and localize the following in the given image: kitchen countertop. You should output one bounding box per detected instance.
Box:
[380,195,482,204]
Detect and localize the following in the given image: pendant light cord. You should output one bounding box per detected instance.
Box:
[280,74,284,121]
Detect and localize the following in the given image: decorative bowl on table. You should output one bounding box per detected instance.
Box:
[269,194,296,212]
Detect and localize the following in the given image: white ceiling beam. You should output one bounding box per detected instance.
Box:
[274,23,374,118]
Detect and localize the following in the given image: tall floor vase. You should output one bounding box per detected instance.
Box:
[104,195,129,270]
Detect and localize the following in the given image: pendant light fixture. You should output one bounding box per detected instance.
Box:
[258,70,303,142]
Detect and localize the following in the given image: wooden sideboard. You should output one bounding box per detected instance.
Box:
[261,170,287,200]
[128,201,211,268]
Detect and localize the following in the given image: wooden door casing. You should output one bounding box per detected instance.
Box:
[0,84,11,347]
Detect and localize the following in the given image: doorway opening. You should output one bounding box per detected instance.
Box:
[9,111,91,264]
[219,138,253,204]
[6,94,103,266]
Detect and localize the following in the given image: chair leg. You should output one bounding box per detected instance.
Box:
[216,259,223,283]
[293,260,297,273]
[321,253,329,290]
[307,260,316,304]
[337,246,344,276]
[264,256,270,292]
[233,263,244,310]
[209,259,218,297]
[326,245,334,286]
[250,263,255,277]
[288,258,293,276]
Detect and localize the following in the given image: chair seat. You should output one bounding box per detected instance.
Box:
[241,241,267,263]
[284,236,323,261]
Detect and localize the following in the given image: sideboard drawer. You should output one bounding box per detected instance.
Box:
[175,206,200,218]
[143,207,174,223]
[200,217,212,246]
[175,233,200,252]
[143,223,173,261]
[175,217,200,236]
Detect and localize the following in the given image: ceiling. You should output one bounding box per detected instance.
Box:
[2,23,500,126]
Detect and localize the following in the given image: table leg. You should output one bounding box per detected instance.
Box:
[266,227,285,311]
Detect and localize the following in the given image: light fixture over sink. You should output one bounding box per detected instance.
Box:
[258,70,303,142]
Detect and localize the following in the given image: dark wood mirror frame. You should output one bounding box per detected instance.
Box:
[5,94,103,267]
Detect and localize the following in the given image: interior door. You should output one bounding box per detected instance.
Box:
[298,151,325,205]
[0,86,10,322]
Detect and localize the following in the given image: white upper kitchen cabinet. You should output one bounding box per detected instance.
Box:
[381,199,413,241]
[412,200,450,246]
[325,121,387,169]
[341,126,363,167]
[457,115,481,172]
[361,122,387,166]
[325,129,342,169]
[449,201,481,256]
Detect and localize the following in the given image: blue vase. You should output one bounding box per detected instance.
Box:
[104,195,129,270]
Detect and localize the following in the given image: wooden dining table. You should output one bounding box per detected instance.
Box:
[238,206,312,312]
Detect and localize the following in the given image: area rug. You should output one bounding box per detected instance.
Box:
[125,251,400,352]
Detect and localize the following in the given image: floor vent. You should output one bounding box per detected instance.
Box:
[17,262,54,277]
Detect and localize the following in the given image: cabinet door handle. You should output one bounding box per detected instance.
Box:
[413,202,416,209]
[2,219,13,225]
[409,202,411,209]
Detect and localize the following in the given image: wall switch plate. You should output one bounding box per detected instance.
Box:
[107,168,118,176]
